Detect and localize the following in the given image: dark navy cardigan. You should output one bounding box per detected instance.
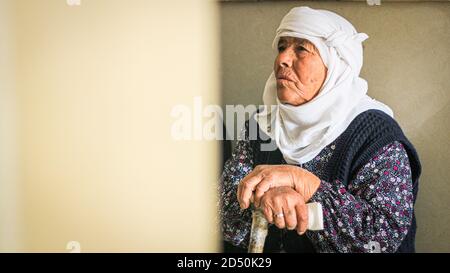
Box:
[247,110,421,253]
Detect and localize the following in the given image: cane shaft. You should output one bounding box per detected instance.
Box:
[248,209,268,253]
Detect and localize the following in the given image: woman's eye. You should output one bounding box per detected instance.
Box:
[296,46,306,52]
[277,46,286,52]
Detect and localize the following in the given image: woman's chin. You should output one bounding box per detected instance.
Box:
[277,88,305,106]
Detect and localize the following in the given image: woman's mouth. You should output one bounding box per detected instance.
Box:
[277,77,295,83]
[276,73,296,82]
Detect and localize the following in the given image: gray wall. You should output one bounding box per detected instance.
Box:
[220,1,450,252]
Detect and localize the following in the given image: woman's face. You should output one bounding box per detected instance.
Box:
[274,37,327,106]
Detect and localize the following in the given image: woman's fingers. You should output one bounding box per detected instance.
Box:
[237,171,259,209]
[237,173,263,209]
[238,165,305,210]
[254,172,296,208]
[273,200,286,229]
[260,187,309,235]
[253,177,275,208]
[261,196,274,224]
[284,206,297,230]
[295,202,309,235]
[260,192,285,228]
[236,171,252,205]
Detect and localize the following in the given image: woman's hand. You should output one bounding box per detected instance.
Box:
[237,165,321,209]
[260,186,309,235]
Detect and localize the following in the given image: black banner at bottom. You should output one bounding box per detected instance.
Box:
[0,253,445,272]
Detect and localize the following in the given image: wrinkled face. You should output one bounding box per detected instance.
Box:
[274,37,327,106]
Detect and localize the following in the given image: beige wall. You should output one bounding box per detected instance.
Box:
[0,0,220,252]
[220,1,450,252]
[0,0,23,252]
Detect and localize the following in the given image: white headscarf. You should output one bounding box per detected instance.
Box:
[255,6,393,165]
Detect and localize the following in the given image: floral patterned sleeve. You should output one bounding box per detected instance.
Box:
[218,126,254,248]
[308,141,414,253]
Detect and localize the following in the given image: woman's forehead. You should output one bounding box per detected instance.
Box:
[278,36,318,53]
[278,36,310,45]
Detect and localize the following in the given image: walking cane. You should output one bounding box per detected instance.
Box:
[248,202,324,253]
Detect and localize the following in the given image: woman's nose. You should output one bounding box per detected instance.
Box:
[277,47,295,68]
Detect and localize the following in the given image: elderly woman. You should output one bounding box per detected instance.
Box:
[219,7,421,253]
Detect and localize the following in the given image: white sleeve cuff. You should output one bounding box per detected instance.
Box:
[307,202,324,231]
